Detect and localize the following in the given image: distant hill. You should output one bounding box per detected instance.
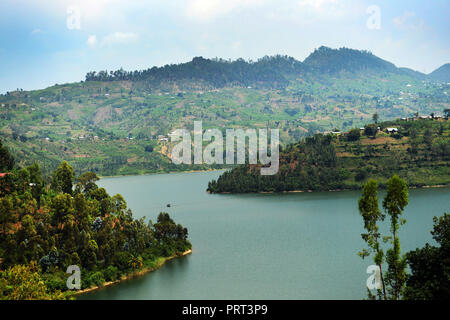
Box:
[429,63,450,82]
[85,55,307,89]
[0,47,448,177]
[399,67,427,80]
[84,46,444,88]
[303,46,399,75]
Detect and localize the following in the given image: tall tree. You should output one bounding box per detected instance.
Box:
[382,175,409,300]
[372,113,379,124]
[51,161,74,195]
[358,179,386,299]
[75,171,99,195]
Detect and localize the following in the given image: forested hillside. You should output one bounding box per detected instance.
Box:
[207,118,450,193]
[1,47,449,177]
[0,146,191,299]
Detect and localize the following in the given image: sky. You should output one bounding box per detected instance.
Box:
[0,0,449,93]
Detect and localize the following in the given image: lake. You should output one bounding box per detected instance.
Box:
[80,170,449,300]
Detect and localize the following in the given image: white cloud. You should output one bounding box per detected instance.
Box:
[298,0,338,9]
[31,28,42,35]
[100,32,139,46]
[186,0,265,21]
[267,0,350,25]
[87,35,98,47]
[393,11,425,31]
[393,11,415,27]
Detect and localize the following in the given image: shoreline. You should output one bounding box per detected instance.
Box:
[98,168,227,179]
[210,184,450,195]
[70,249,192,297]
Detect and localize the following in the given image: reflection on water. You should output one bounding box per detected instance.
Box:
[80,171,450,300]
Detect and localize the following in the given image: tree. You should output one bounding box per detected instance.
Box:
[358,179,386,299]
[358,175,409,300]
[372,113,379,124]
[51,161,74,195]
[75,171,99,195]
[0,262,65,300]
[145,145,154,153]
[364,124,378,138]
[0,140,14,172]
[50,193,75,225]
[346,128,360,142]
[0,196,14,235]
[423,128,433,150]
[404,213,450,300]
[382,175,408,300]
[444,109,450,120]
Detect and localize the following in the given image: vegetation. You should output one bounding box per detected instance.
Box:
[0,145,191,300]
[1,47,448,177]
[358,175,409,300]
[358,176,449,300]
[404,213,450,300]
[207,118,450,193]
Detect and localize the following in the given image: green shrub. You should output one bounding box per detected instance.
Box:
[88,271,105,287]
[103,266,119,282]
[112,251,133,271]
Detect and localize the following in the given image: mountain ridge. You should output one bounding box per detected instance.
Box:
[81,46,448,89]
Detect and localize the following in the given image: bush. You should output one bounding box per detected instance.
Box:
[88,271,105,287]
[355,169,367,182]
[103,266,119,282]
[112,251,133,271]
[44,276,67,292]
[346,128,360,142]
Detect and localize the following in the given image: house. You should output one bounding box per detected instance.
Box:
[158,135,168,142]
[386,128,398,134]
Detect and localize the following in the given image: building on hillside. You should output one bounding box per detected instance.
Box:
[158,135,168,142]
[386,128,398,134]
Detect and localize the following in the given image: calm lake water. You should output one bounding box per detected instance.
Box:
[80,170,449,300]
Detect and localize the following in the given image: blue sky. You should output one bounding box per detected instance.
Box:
[0,0,449,93]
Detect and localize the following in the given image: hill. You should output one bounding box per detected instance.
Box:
[0,47,449,176]
[303,46,399,75]
[429,63,450,82]
[207,118,450,193]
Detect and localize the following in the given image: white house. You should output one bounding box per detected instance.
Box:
[387,128,398,134]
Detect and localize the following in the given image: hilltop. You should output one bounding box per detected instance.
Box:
[0,47,449,176]
[428,63,450,82]
[207,117,450,193]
